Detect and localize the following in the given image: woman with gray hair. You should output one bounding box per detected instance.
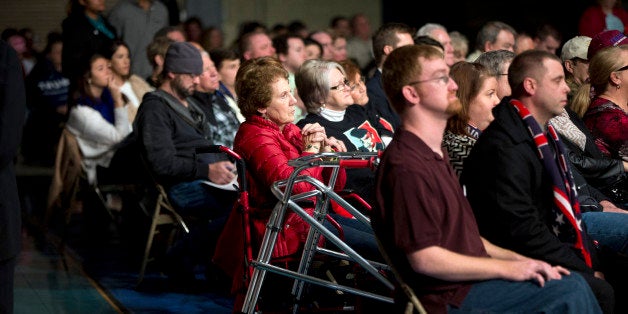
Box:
[296,59,391,206]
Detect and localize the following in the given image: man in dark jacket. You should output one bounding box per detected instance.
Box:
[462,50,616,313]
[133,41,237,283]
[0,39,26,314]
[364,23,414,133]
[191,50,239,149]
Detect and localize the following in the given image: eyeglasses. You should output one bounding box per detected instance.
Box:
[330,79,351,91]
[408,75,450,86]
[348,77,366,91]
[614,65,628,72]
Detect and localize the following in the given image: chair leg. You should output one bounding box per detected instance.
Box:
[136,192,165,287]
[92,185,115,220]
[136,186,186,288]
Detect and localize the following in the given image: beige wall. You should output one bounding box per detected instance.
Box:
[220,0,381,45]
[1,0,381,51]
[0,1,68,51]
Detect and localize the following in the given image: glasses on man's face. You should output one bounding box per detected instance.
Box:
[614,64,628,72]
[408,75,450,86]
[330,79,351,92]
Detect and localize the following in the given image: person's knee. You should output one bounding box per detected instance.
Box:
[579,271,615,313]
[541,273,603,313]
[559,273,598,298]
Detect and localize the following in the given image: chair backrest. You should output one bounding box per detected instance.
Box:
[46,128,83,221]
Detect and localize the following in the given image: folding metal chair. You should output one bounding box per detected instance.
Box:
[240,151,395,314]
[136,182,190,287]
[375,238,427,314]
[46,128,143,254]
[137,144,238,287]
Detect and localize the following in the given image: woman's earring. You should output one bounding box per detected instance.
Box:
[88,78,92,85]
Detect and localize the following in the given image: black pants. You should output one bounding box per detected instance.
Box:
[579,271,615,314]
[598,246,628,314]
[0,256,16,314]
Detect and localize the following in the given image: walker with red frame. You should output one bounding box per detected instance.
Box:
[239,151,395,313]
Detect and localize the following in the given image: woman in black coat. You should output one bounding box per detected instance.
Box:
[61,0,116,96]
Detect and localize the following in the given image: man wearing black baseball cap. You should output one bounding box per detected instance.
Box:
[132,41,238,284]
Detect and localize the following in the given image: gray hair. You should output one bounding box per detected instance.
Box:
[475,21,517,52]
[475,49,515,76]
[296,59,347,114]
[416,23,447,38]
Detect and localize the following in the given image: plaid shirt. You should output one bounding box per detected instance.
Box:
[209,92,240,148]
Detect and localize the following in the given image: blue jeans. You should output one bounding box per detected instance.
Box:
[323,213,381,262]
[582,212,628,256]
[164,180,238,280]
[167,179,237,221]
[449,272,601,313]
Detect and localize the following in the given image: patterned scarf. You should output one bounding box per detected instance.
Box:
[510,99,592,267]
[550,109,587,151]
[466,124,482,139]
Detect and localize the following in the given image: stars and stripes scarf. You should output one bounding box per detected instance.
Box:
[510,99,592,267]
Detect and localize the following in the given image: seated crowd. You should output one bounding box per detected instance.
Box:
[8,5,628,313]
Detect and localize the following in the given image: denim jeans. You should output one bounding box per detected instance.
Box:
[323,213,382,262]
[449,272,601,313]
[167,179,237,221]
[164,180,238,280]
[582,212,628,256]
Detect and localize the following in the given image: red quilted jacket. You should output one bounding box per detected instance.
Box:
[213,115,346,293]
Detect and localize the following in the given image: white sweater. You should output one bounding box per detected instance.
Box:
[65,105,132,184]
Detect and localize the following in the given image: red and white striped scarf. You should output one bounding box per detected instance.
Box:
[511,99,592,267]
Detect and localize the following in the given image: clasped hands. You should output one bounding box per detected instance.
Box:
[301,123,346,153]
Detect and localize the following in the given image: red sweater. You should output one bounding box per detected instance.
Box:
[583,97,628,159]
[579,5,628,37]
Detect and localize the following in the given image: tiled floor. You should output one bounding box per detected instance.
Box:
[12,164,391,314]
[13,167,234,314]
[14,228,121,314]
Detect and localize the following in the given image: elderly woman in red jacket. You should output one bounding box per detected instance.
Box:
[213,57,380,299]
[234,56,348,256]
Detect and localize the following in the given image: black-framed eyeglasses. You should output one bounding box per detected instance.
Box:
[408,75,450,86]
[330,79,351,91]
[614,65,628,72]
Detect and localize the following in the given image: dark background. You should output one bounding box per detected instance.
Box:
[383,0,593,49]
